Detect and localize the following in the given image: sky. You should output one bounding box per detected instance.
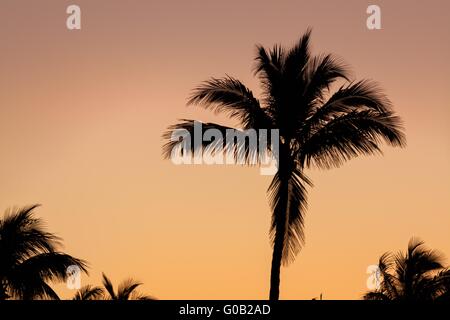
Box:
[0,0,449,299]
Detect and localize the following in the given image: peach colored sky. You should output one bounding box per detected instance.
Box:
[0,0,449,299]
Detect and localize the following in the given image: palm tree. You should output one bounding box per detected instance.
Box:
[364,238,450,301]
[101,273,153,300]
[72,285,104,300]
[0,205,88,300]
[163,29,406,300]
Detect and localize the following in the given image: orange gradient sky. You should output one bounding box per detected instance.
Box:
[0,0,449,299]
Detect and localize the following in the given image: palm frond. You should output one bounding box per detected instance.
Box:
[73,285,104,300]
[0,205,61,263]
[187,76,271,130]
[117,278,141,300]
[102,273,117,300]
[13,252,88,283]
[302,53,350,108]
[162,120,272,166]
[397,238,445,285]
[434,269,450,301]
[268,154,312,264]
[101,274,153,300]
[303,80,394,133]
[8,275,61,300]
[283,28,312,78]
[254,44,285,78]
[254,44,284,110]
[378,252,401,299]
[299,109,406,169]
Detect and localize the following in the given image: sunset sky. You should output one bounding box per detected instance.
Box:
[0,0,449,299]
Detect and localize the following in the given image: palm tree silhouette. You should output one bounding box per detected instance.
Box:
[163,29,406,300]
[364,238,450,301]
[101,273,153,300]
[0,205,88,300]
[72,285,104,300]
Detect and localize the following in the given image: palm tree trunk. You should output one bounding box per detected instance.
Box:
[269,147,290,300]
[269,222,285,300]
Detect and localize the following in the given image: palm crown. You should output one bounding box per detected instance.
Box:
[364,238,450,301]
[0,205,88,300]
[102,273,153,300]
[163,29,406,299]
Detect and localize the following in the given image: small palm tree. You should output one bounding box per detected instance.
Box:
[163,29,406,299]
[0,205,88,300]
[101,273,153,300]
[364,238,450,301]
[72,285,104,300]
